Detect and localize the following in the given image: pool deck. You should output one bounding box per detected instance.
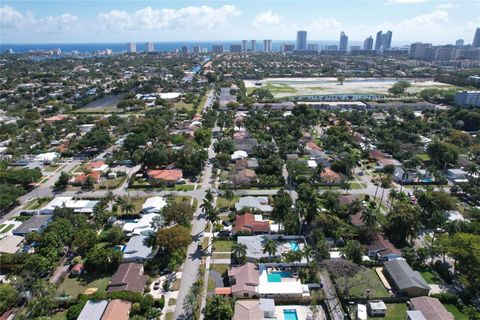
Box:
[275,305,311,320]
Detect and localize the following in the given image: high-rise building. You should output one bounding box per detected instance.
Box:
[296,30,307,51]
[250,40,256,52]
[364,36,374,50]
[473,28,480,48]
[193,45,201,53]
[339,32,348,52]
[281,44,295,52]
[181,46,189,54]
[307,44,319,52]
[242,40,248,52]
[230,44,242,53]
[127,42,136,53]
[212,45,224,54]
[145,42,154,52]
[409,42,432,59]
[375,31,393,51]
[455,39,464,47]
[263,39,272,52]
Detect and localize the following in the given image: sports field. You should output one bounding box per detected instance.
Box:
[244,77,455,98]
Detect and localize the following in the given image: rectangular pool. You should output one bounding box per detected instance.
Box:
[267,271,292,282]
[283,309,299,320]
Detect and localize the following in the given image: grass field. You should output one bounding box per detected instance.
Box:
[174,101,194,111]
[43,164,63,172]
[420,270,441,284]
[23,197,51,210]
[444,304,468,320]
[212,240,234,252]
[216,195,239,209]
[339,268,389,298]
[349,182,367,189]
[380,303,408,320]
[210,264,229,276]
[95,176,126,190]
[165,312,174,320]
[168,298,177,306]
[56,273,111,299]
[0,224,15,233]
[207,277,217,291]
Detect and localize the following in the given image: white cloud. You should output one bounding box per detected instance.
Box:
[99,5,241,32]
[435,2,459,9]
[308,18,342,30]
[387,0,427,4]
[0,5,79,33]
[253,10,283,29]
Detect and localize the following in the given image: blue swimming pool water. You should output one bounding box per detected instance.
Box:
[267,271,292,282]
[283,309,299,320]
[289,241,300,251]
[422,177,433,183]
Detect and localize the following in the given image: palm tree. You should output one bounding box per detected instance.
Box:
[449,185,460,195]
[302,245,314,262]
[361,207,377,228]
[348,199,363,215]
[466,164,480,185]
[232,243,247,264]
[262,238,278,262]
[388,189,398,210]
[105,191,115,208]
[121,200,135,216]
[206,208,219,230]
[205,189,214,202]
[200,198,212,214]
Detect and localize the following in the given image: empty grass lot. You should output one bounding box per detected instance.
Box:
[23,197,51,210]
[339,268,389,298]
[210,264,229,276]
[212,240,234,252]
[216,196,239,209]
[379,303,408,320]
[419,270,441,284]
[56,273,111,299]
[444,304,468,320]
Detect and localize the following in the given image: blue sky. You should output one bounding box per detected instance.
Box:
[1,0,478,44]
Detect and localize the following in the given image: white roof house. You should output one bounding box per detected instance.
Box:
[39,197,99,214]
[34,152,59,164]
[142,197,167,214]
[123,235,152,263]
[158,92,182,100]
[77,300,108,320]
[235,196,273,213]
[257,264,309,299]
[231,150,248,161]
[307,160,318,168]
[122,213,160,235]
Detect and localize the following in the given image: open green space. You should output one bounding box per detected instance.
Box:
[0,224,15,233]
[43,164,63,172]
[265,83,298,94]
[418,153,431,161]
[165,312,174,320]
[216,195,239,209]
[339,268,389,298]
[444,304,468,320]
[419,270,441,284]
[212,240,234,252]
[96,176,126,190]
[174,101,194,111]
[23,197,51,210]
[56,273,111,299]
[378,303,408,320]
[207,276,217,291]
[210,264,229,276]
[349,182,367,189]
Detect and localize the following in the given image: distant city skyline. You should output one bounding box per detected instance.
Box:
[1,1,479,44]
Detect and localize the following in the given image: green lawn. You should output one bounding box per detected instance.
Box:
[265,83,298,94]
[216,195,239,209]
[444,304,468,320]
[212,240,234,252]
[50,310,67,320]
[349,182,367,189]
[210,264,229,276]
[418,153,431,161]
[379,303,408,320]
[0,224,15,233]
[165,312,174,320]
[207,276,217,291]
[174,101,194,111]
[55,273,111,299]
[43,164,62,172]
[420,270,441,284]
[168,298,177,306]
[23,197,51,210]
[95,176,126,190]
[339,268,389,298]
[212,253,231,259]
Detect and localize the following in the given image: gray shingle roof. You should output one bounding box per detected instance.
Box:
[13,215,52,235]
[384,260,429,291]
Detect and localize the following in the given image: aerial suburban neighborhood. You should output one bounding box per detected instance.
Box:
[1,3,480,319]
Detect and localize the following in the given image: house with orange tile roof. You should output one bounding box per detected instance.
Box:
[233,169,257,185]
[87,160,109,173]
[232,213,270,235]
[147,169,183,186]
[71,171,101,185]
[44,115,68,124]
[319,167,343,184]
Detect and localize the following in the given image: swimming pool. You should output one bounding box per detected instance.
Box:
[283,309,299,320]
[289,241,300,251]
[422,177,433,183]
[267,271,292,282]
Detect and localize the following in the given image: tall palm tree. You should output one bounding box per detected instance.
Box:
[206,208,219,229]
[262,238,278,262]
[232,243,247,264]
[205,189,214,202]
[121,200,135,216]
[200,198,212,214]
[361,207,378,228]
[388,189,398,210]
[302,245,314,262]
[466,164,480,185]
[105,191,115,208]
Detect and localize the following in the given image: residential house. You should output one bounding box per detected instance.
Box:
[237,235,304,261]
[39,197,100,215]
[141,196,167,214]
[365,234,402,261]
[101,300,132,320]
[12,215,52,236]
[123,235,152,263]
[232,299,276,320]
[320,168,343,184]
[446,169,468,183]
[228,263,260,298]
[107,263,147,294]
[87,160,109,173]
[257,263,310,300]
[71,263,84,276]
[147,169,183,186]
[235,159,259,170]
[234,138,258,154]
[409,297,454,320]
[34,152,59,164]
[232,213,271,235]
[383,260,430,297]
[44,115,68,124]
[233,169,257,185]
[231,150,248,161]
[71,170,101,185]
[235,196,273,213]
[368,150,387,161]
[77,300,109,320]
[122,213,160,235]
[406,310,427,320]
[0,235,24,254]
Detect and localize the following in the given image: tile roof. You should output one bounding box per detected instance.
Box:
[101,300,131,320]
[0,235,24,254]
[147,169,183,181]
[228,263,259,296]
[233,300,263,320]
[233,213,270,235]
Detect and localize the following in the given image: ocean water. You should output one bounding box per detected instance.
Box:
[0,40,367,54]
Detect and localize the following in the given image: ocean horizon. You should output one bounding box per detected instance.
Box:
[0,40,409,54]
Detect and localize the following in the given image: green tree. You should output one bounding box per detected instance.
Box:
[0,284,19,314]
[337,75,346,85]
[156,225,191,254]
[271,189,292,230]
[204,296,235,320]
[54,171,71,189]
[232,243,247,264]
[194,127,212,148]
[384,203,420,246]
[85,246,122,271]
[262,238,278,262]
[341,240,363,264]
[388,80,411,95]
